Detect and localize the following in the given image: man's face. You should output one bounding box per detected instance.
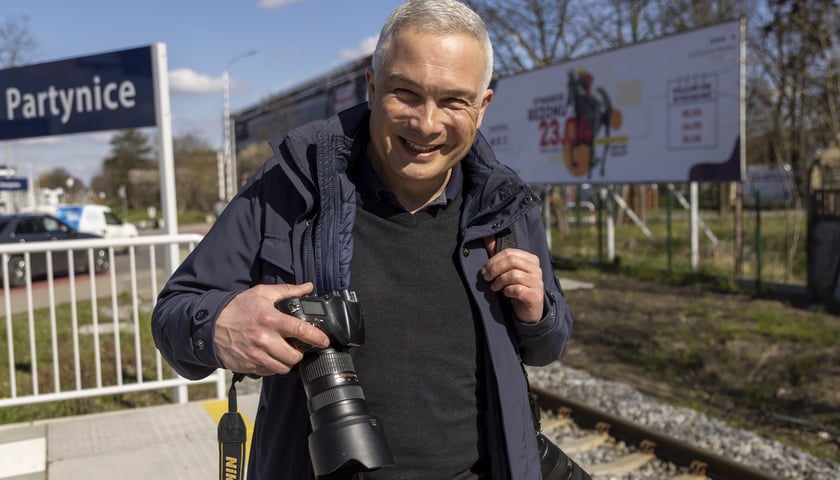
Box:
[366,28,493,199]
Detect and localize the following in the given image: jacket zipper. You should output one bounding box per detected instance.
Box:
[301,219,314,285]
[282,140,318,286]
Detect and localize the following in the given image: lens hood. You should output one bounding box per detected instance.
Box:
[308,415,393,476]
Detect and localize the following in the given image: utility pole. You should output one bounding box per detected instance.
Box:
[222,49,257,202]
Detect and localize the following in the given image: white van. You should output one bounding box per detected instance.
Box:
[55,204,139,241]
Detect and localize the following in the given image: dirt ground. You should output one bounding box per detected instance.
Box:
[553,268,840,462]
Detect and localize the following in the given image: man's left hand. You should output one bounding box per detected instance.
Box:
[482,236,545,323]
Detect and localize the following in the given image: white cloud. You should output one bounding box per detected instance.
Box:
[168,68,222,95]
[339,35,378,61]
[17,136,64,145]
[168,68,251,96]
[259,0,306,9]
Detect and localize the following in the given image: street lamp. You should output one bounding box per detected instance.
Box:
[222,49,257,202]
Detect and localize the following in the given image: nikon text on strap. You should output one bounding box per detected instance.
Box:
[218,373,247,480]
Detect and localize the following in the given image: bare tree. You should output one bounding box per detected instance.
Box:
[655,0,749,33]
[1,15,38,170]
[751,0,839,197]
[579,0,660,49]
[0,15,38,68]
[464,0,595,76]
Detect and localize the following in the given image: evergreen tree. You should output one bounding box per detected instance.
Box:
[97,128,156,208]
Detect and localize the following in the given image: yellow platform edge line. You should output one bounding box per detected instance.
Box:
[203,398,255,465]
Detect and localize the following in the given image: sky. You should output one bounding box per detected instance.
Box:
[2,0,404,185]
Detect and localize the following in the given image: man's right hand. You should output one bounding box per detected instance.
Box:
[213,282,330,376]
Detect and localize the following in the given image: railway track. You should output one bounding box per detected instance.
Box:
[532,385,784,480]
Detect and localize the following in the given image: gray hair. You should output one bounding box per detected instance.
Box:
[371,0,494,90]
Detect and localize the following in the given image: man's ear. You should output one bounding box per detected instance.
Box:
[365,69,375,108]
[476,89,494,129]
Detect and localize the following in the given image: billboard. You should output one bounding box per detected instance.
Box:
[0,46,156,140]
[481,20,744,184]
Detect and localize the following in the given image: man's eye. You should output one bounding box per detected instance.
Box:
[394,88,417,99]
[443,98,469,108]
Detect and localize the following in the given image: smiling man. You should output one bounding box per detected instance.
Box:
[152,1,574,479]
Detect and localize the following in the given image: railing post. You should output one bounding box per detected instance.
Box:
[755,190,762,293]
[667,186,673,272]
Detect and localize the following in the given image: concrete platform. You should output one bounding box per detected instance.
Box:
[0,392,260,480]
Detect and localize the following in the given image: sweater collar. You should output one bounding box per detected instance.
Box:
[353,155,463,213]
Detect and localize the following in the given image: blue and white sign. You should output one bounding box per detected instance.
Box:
[0,177,28,191]
[0,46,156,140]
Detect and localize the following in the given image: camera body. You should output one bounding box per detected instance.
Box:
[276,290,393,478]
[277,289,365,352]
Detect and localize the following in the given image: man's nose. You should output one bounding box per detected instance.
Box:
[408,100,444,137]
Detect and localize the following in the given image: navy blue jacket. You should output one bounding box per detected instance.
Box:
[152,103,574,479]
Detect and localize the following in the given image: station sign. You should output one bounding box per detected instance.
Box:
[0,177,29,191]
[0,46,156,140]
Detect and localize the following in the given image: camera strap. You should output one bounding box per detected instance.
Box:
[218,373,247,480]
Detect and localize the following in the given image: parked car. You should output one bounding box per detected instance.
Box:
[0,213,110,287]
[54,204,139,240]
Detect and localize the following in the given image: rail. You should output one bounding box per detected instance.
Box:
[0,234,226,409]
[532,385,783,480]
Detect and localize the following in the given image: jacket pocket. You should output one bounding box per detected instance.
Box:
[259,235,295,284]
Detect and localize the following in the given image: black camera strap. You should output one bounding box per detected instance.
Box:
[218,373,247,480]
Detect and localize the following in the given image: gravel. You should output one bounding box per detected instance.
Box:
[527,362,839,480]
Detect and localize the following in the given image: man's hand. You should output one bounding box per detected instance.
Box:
[213,282,330,376]
[482,236,545,324]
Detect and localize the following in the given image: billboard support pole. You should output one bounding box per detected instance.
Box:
[601,187,615,263]
[667,183,719,244]
[543,185,552,250]
[690,182,699,270]
[609,188,655,240]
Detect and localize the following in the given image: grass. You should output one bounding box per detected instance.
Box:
[552,205,809,287]
[560,265,840,461]
[0,296,216,424]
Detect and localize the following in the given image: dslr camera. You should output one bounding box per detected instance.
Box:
[276,290,393,478]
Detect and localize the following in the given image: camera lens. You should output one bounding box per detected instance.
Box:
[299,347,393,477]
[538,433,591,480]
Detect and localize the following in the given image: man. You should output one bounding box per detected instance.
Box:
[152,0,574,478]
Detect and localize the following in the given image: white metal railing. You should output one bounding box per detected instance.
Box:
[0,234,226,409]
